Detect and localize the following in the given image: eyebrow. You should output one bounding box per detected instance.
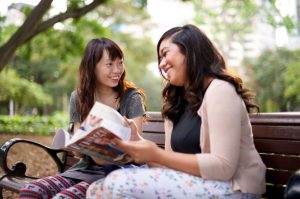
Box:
[159,45,170,54]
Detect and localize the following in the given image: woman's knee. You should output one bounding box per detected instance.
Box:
[86,179,103,198]
[91,169,129,198]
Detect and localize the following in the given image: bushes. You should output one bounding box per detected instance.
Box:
[0,112,68,135]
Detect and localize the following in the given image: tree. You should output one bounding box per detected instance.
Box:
[115,32,162,110]
[244,48,300,112]
[192,0,295,66]
[1,0,163,113]
[0,0,108,72]
[0,69,52,114]
[284,50,300,110]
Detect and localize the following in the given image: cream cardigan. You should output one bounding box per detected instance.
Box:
[164,79,266,195]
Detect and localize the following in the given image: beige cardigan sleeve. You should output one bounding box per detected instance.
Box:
[196,81,244,180]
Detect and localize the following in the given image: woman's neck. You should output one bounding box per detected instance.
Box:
[94,87,119,109]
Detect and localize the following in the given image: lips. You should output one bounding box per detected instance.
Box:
[164,67,172,78]
[110,76,120,80]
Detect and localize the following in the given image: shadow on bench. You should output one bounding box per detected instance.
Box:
[0,112,300,199]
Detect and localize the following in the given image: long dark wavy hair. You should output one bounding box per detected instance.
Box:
[77,38,146,120]
[157,24,259,123]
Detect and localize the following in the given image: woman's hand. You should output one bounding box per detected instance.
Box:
[123,117,144,141]
[114,139,162,164]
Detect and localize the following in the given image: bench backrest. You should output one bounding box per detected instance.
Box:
[143,112,300,199]
[250,113,300,198]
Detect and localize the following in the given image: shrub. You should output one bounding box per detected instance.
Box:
[0,112,68,135]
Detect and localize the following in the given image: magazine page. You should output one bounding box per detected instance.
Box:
[51,128,72,149]
[58,101,132,165]
[70,118,131,144]
[67,126,132,165]
[88,101,126,126]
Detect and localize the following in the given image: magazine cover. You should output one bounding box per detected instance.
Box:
[51,102,132,165]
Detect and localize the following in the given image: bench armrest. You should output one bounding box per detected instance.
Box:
[0,138,67,178]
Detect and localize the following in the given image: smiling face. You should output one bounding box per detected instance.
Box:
[158,38,188,87]
[95,49,125,89]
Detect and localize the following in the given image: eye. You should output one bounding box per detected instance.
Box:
[105,62,113,67]
[162,50,169,57]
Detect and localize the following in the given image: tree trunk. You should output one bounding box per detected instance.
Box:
[0,0,105,72]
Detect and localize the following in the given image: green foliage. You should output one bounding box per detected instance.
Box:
[260,0,296,32]
[192,0,297,64]
[8,17,109,114]
[115,33,162,111]
[284,50,300,110]
[0,25,18,46]
[96,0,150,25]
[0,112,68,135]
[138,71,163,111]
[244,48,300,112]
[1,0,161,114]
[0,69,52,114]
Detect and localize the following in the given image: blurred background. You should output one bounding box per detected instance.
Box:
[0,0,299,134]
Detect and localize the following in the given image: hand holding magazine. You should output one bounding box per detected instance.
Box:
[51,102,132,165]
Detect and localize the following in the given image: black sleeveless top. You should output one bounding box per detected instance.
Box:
[171,106,201,154]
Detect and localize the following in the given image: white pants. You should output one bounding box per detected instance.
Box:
[86,167,261,199]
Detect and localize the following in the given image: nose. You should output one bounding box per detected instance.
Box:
[112,63,121,73]
[159,58,166,70]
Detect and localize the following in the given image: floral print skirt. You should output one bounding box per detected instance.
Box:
[86,167,261,199]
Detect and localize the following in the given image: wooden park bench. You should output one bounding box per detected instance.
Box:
[0,112,300,198]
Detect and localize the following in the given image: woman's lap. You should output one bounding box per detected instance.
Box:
[87,167,260,199]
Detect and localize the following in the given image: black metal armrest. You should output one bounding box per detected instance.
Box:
[0,138,67,178]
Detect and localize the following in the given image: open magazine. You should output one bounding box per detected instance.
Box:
[51,102,132,166]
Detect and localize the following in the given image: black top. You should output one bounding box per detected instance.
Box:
[171,106,201,154]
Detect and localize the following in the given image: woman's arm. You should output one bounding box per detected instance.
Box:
[197,82,242,180]
[124,117,144,141]
[132,116,143,136]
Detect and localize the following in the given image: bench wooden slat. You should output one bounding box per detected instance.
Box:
[260,154,300,171]
[64,157,80,170]
[143,122,164,132]
[254,139,300,154]
[147,112,163,121]
[250,113,300,125]
[252,125,300,139]
[266,169,294,185]
[142,132,165,145]
[0,176,34,193]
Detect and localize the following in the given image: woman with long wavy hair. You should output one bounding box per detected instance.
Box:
[19,38,146,199]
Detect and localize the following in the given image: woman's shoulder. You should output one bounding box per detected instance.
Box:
[70,90,77,100]
[119,88,145,118]
[203,79,238,105]
[206,79,235,95]
[71,90,77,97]
[123,88,141,100]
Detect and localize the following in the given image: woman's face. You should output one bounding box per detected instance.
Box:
[158,38,188,87]
[95,49,125,89]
